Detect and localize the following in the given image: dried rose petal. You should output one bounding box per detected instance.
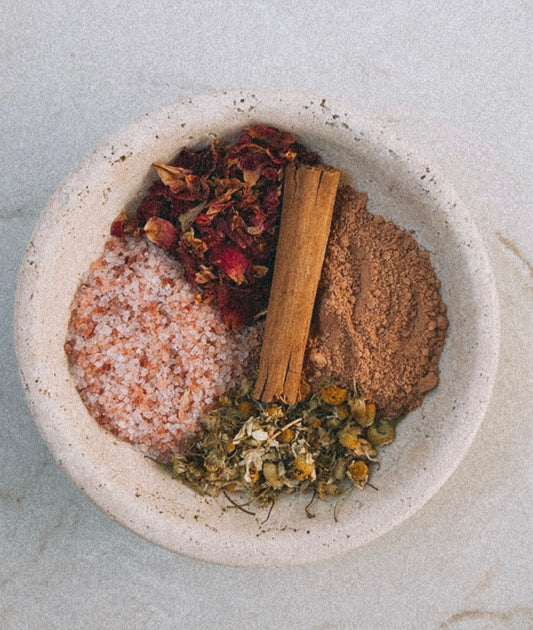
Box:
[181,227,209,255]
[152,162,191,191]
[152,163,209,202]
[261,187,281,213]
[178,201,206,230]
[143,217,179,251]
[205,185,242,216]
[217,285,265,331]
[210,244,251,285]
[238,150,270,186]
[136,198,160,225]
[194,212,215,228]
[110,213,137,237]
[194,265,216,285]
[171,143,222,176]
[261,166,280,182]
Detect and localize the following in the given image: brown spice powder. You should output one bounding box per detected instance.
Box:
[305,186,448,419]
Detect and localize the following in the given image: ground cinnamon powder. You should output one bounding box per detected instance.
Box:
[305,186,448,419]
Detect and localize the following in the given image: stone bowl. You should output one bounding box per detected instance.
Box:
[14,89,500,567]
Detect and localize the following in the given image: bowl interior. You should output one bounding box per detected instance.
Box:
[15,90,499,567]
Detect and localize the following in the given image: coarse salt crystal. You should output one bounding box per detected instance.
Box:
[65,237,252,463]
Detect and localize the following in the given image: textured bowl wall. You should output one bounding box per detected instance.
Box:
[15,90,500,567]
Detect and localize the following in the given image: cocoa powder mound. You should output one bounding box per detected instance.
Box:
[305,186,448,418]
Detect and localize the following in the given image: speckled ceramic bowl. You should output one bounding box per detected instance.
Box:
[15,90,500,567]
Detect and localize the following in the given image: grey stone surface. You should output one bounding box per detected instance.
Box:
[2,1,532,628]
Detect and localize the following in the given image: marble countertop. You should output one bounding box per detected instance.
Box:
[2,2,531,628]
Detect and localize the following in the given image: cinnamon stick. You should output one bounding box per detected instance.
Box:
[253,162,340,403]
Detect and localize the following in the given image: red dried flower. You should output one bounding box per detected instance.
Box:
[217,284,267,331]
[143,217,179,251]
[210,244,251,285]
[110,213,137,238]
[111,125,321,329]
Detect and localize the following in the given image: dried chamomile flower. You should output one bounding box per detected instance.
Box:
[262,461,283,489]
[348,393,376,427]
[367,418,396,446]
[347,460,369,488]
[168,379,401,515]
[332,457,348,481]
[338,424,363,450]
[320,384,348,406]
[292,450,317,481]
[316,479,342,499]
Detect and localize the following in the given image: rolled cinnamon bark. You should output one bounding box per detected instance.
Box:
[253,162,340,403]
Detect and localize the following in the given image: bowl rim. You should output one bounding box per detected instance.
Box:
[14,88,500,567]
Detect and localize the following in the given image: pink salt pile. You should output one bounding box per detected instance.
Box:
[65,237,250,462]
